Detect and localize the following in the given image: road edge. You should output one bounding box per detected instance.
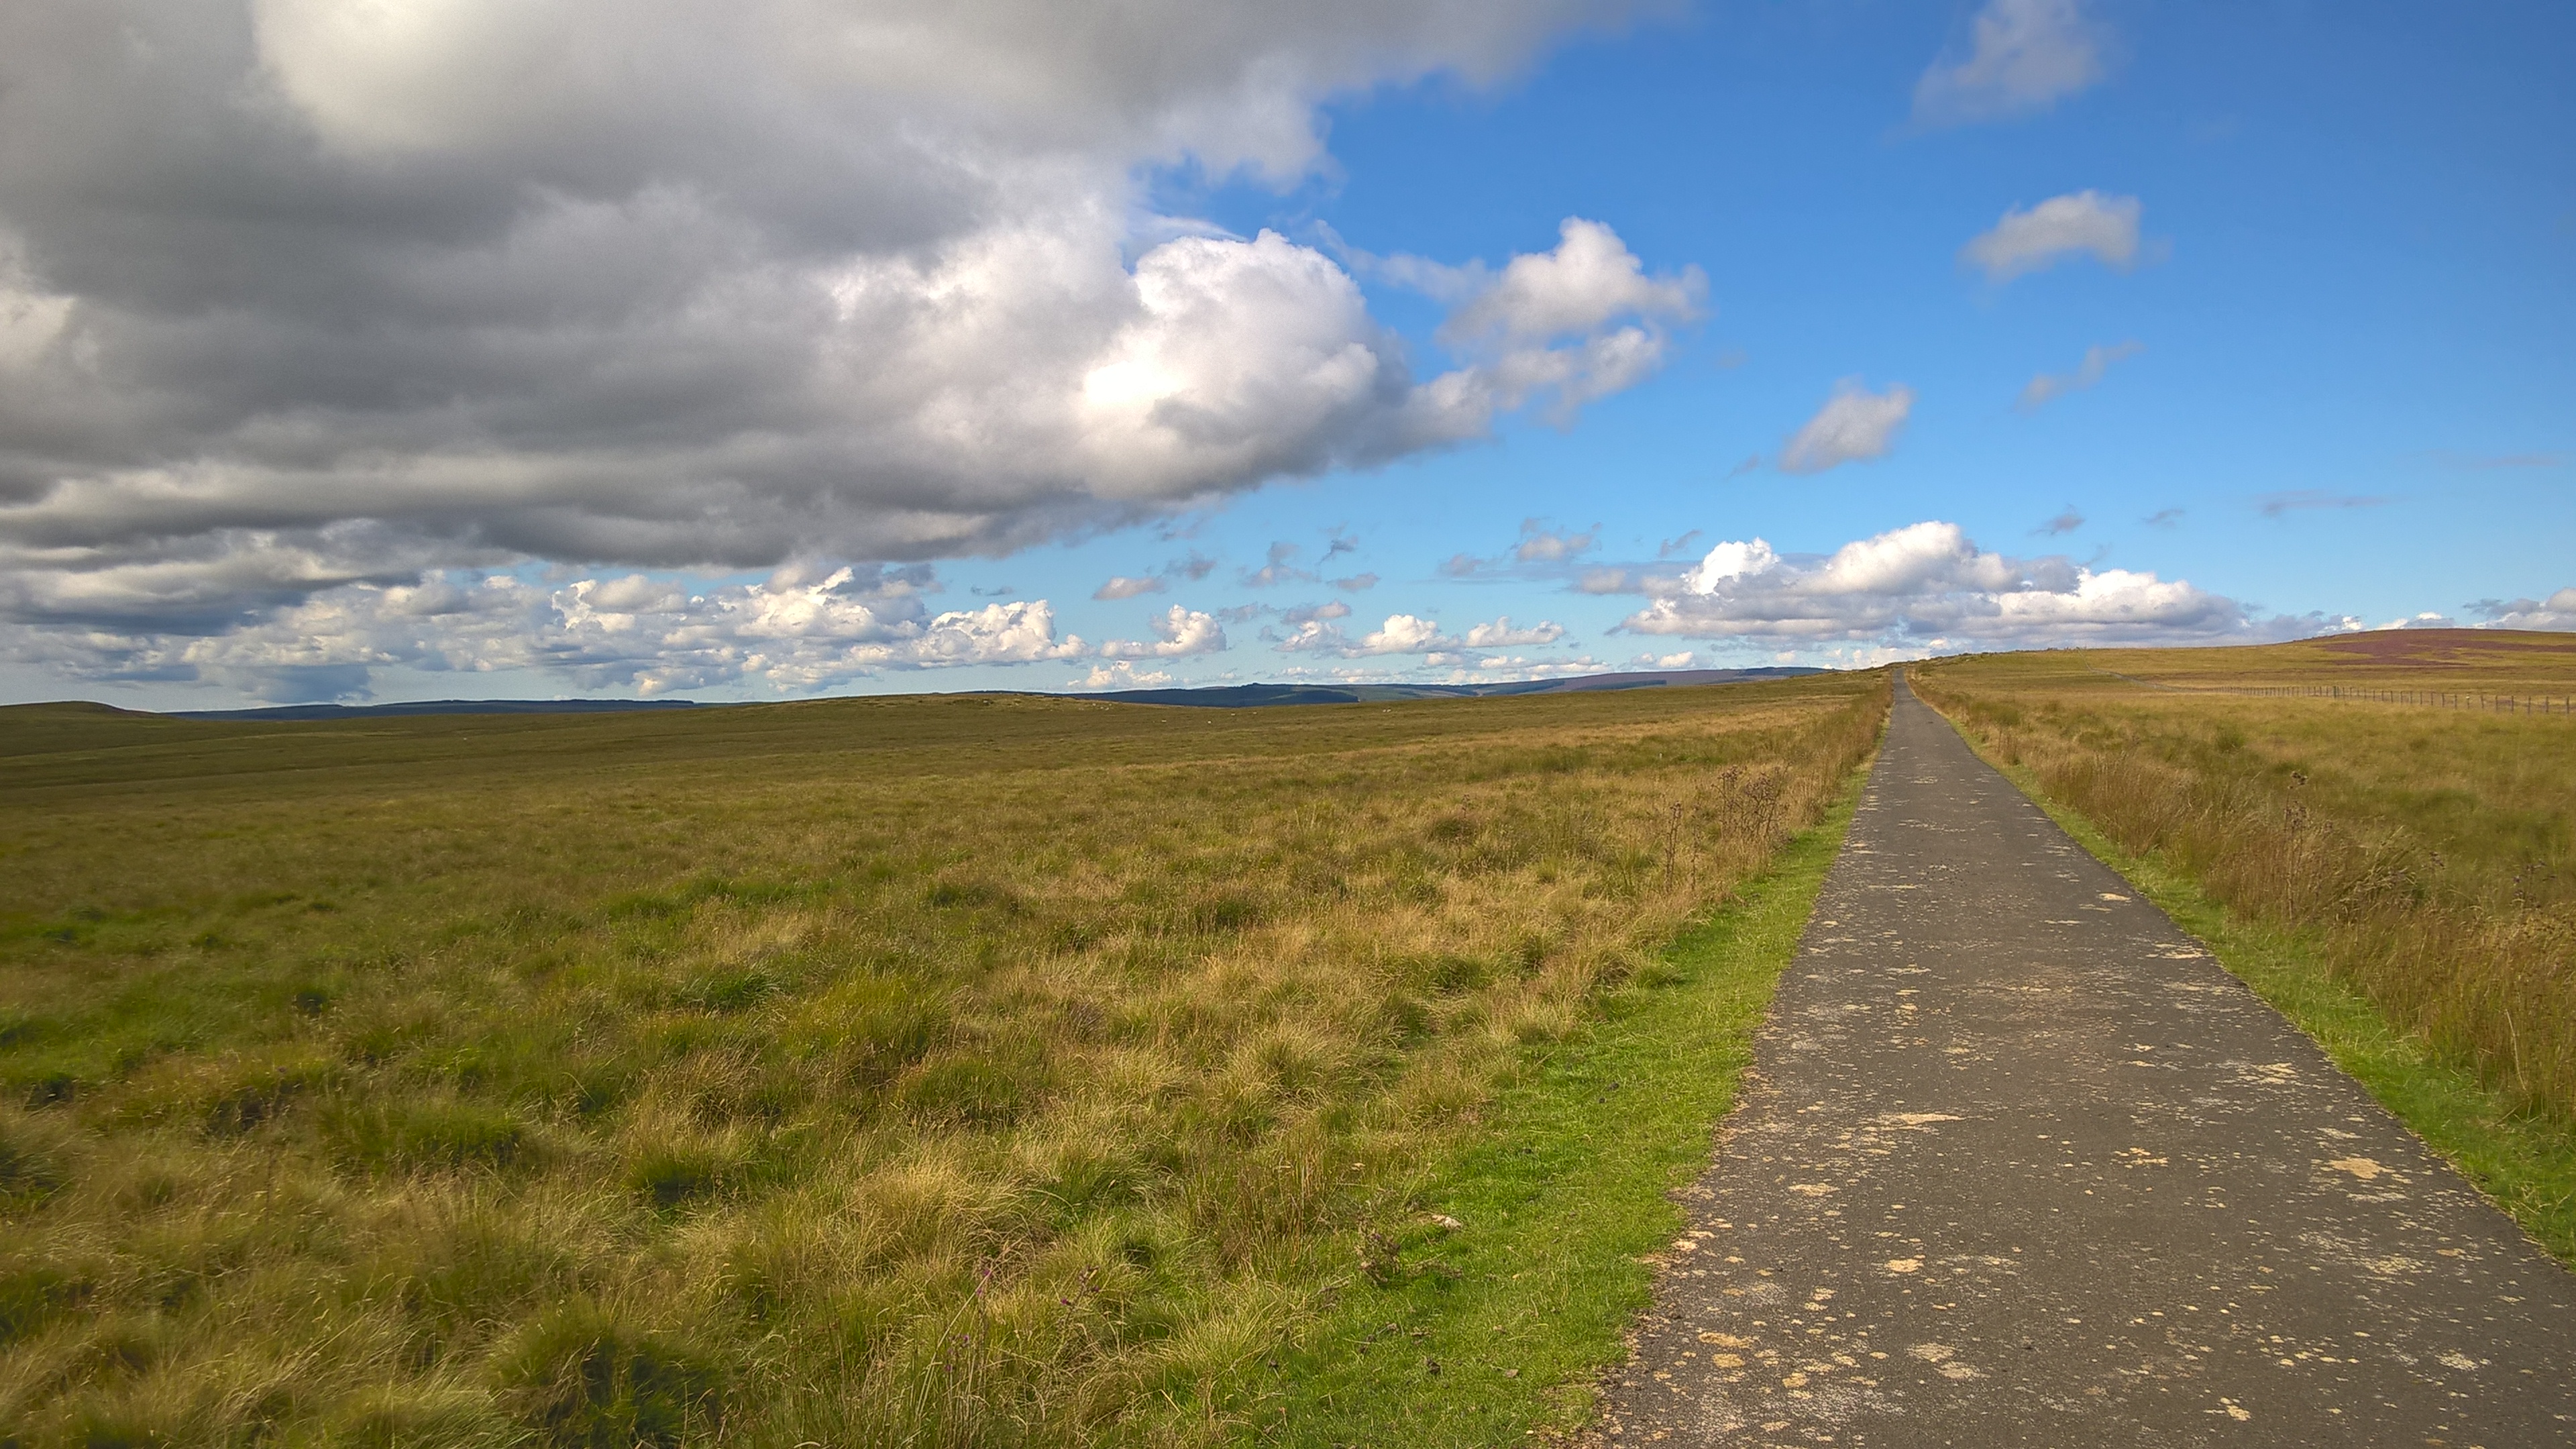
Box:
[1908,671,2576,1267]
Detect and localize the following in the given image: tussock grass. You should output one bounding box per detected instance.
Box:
[0,676,1885,1446]
[1254,762,1866,1445]
[1915,635,2576,1248]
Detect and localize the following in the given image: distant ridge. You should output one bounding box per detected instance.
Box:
[168,698,703,722]
[133,667,1823,720]
[1059,666,1825,708]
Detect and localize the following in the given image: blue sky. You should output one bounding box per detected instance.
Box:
[1068,3,2575,669]
[0,1,2568,704]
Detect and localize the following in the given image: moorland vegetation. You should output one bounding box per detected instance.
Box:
[0,675,1884,1446]
[1915,633,2575,1226]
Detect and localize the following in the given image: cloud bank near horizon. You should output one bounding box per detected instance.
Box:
[1620,521,2353,649]
[20,517,2528,704]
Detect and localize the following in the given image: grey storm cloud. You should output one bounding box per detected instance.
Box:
[0,0,1679,673]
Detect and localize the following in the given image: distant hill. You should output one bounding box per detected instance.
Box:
[79,666,1825,720]
[167,698,704,721]
[1061,666,1825,708]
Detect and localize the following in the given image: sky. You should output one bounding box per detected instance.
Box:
[0,0,2569,707]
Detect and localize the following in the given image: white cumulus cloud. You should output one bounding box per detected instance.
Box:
[1913,0,2109,127]
[1345,219,1705,427]
[1359,614,1449,653]
[1781,380,1915,474]
[1099,604,1228,659]
[1276,611,1566,657]
[1438,653,1606,678]
[1093,576,1165,600]
[1513,519,1601,562]
[1069,661,1177,691]
[1424,219,1706,426]
[0,0,1674,687]
[1962,191,2147,282]
[1686,538,1780,590]
[1439,517,1605,578]
[1441,217,1705,346]
[1464,616,1567,648]
[1624,520,2314,648]
[2019,341,2142,410]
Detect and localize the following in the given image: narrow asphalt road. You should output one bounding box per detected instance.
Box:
[1597,676,2575,1447]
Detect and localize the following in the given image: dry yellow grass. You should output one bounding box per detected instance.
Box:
[1916,631,2575,1124]
[0,676,1886,1446]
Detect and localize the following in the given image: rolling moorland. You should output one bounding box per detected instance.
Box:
[5,629,2572,1446]
[0,675,1888,1447]
[1915,629,2576,1253]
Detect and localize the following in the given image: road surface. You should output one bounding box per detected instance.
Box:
[1596,676,2576,1446]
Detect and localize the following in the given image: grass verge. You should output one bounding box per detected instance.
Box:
[1244,763,1868,1446]
[1922,692,2576,1266]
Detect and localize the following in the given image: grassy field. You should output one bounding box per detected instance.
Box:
[0,674,1886,1447]
[1255,767,1864,1446]
[1913,631,2576,1254]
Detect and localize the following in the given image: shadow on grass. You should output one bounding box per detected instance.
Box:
[1244,767,1869,1446]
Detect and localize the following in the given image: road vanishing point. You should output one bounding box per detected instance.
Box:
[1597,676,2576,1446]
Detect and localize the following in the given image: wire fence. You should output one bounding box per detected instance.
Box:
[2088,669,2575,715]
[2243,684,2574,715]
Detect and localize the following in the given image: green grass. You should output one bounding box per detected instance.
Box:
[1244,762,1867,1445]
[1922,691,2576,1266]
[0,677,1890,1446]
